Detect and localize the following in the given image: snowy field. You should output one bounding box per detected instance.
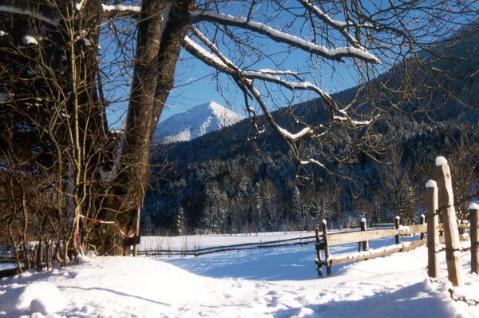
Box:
[139,231,318,252]
[0,235,478,317]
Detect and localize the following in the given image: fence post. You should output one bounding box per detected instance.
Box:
[395,216,401,244]
[435,156,463,287]
[469,203,479,274]
[322,219,331,276]
[315,227,322,275]
[425,180,439,278]
[420,214,426,240]
[360,217,369,251]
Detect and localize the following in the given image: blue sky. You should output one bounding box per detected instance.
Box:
[103,3,367,129]
[105,46,361,128]
[104,1,477,129]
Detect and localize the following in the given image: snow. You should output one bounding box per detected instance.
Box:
[1,241,478,317]
[154,101,244,144]
[184,36,230,71]
[192,11,381,64]
[398,225,411,234]
[277,126,311,141]
[23,283,64,314]
[8,282,65,314]
[468,202,479,210]
[22,35,38,46]
[435,156,448,167]
[426,180,437,188]
[140,231,314,251]
[299,158,327,168]
[75,1,85,11]
[101,4,141,14]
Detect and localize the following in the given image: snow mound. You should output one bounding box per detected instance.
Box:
[76,255,92,265]
[16,282,65,314]
[1,238,478,317]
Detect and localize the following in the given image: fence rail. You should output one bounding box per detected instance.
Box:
[139,235,317,257]
[314,217,472,276]
[138,225,405,257]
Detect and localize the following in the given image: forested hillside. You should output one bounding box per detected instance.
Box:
[142,23,479,235]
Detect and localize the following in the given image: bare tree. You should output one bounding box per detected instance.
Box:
[0,0,478,260]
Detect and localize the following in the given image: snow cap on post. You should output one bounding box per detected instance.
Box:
[468,202,479,210]
[435,156,448,167]
[360,217,366,223]
[395,215,400,220]
[425,180,437,188]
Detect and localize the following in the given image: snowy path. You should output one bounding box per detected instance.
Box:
[0,244,478,317]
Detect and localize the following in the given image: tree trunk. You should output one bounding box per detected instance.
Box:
[108,0,194,254]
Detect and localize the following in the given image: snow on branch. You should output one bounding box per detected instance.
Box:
[184,34,332,169]
[332,115,377,126]
[0,5,59,26]
[299,0,363,50]
[191,11,381,64]
[75,1,86,11]
[257,69,299,76]
[184,35,374,129]
[183,36,233,73]
[101,4,141,17]
[277,126,312,141]
[300,158,327,169]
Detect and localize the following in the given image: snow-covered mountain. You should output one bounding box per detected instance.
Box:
[154,101,244,144]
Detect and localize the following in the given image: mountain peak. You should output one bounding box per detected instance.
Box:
[154,101,244,144]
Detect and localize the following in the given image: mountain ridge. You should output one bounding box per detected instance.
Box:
[153,101,244,144]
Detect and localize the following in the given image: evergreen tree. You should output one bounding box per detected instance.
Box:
[176,206,187,235]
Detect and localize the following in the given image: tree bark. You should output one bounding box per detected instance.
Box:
[111,0,194,254]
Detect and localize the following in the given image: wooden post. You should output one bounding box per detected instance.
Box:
[469,203,479,274]
[425,180,439,278]
[322,219,331,276]
[360,217,369,251]
[133,206,141,256]
[420,214,426,240]
[435,156,463,287]
[315,227,322,275]
[394,216,401,244]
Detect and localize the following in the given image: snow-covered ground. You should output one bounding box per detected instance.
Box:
[139,231,316,252]
[0,236,478,317]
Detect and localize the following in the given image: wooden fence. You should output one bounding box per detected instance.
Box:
[315,217,432,275]
[138,225,405,258]
[314,217,471,276]
[139,235,317,257]
[425,156,478,288]
[315,155,479,280]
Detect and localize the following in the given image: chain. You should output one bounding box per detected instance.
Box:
[449,288,479,306]
[436,246,470,253]
[435,190,479,214]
